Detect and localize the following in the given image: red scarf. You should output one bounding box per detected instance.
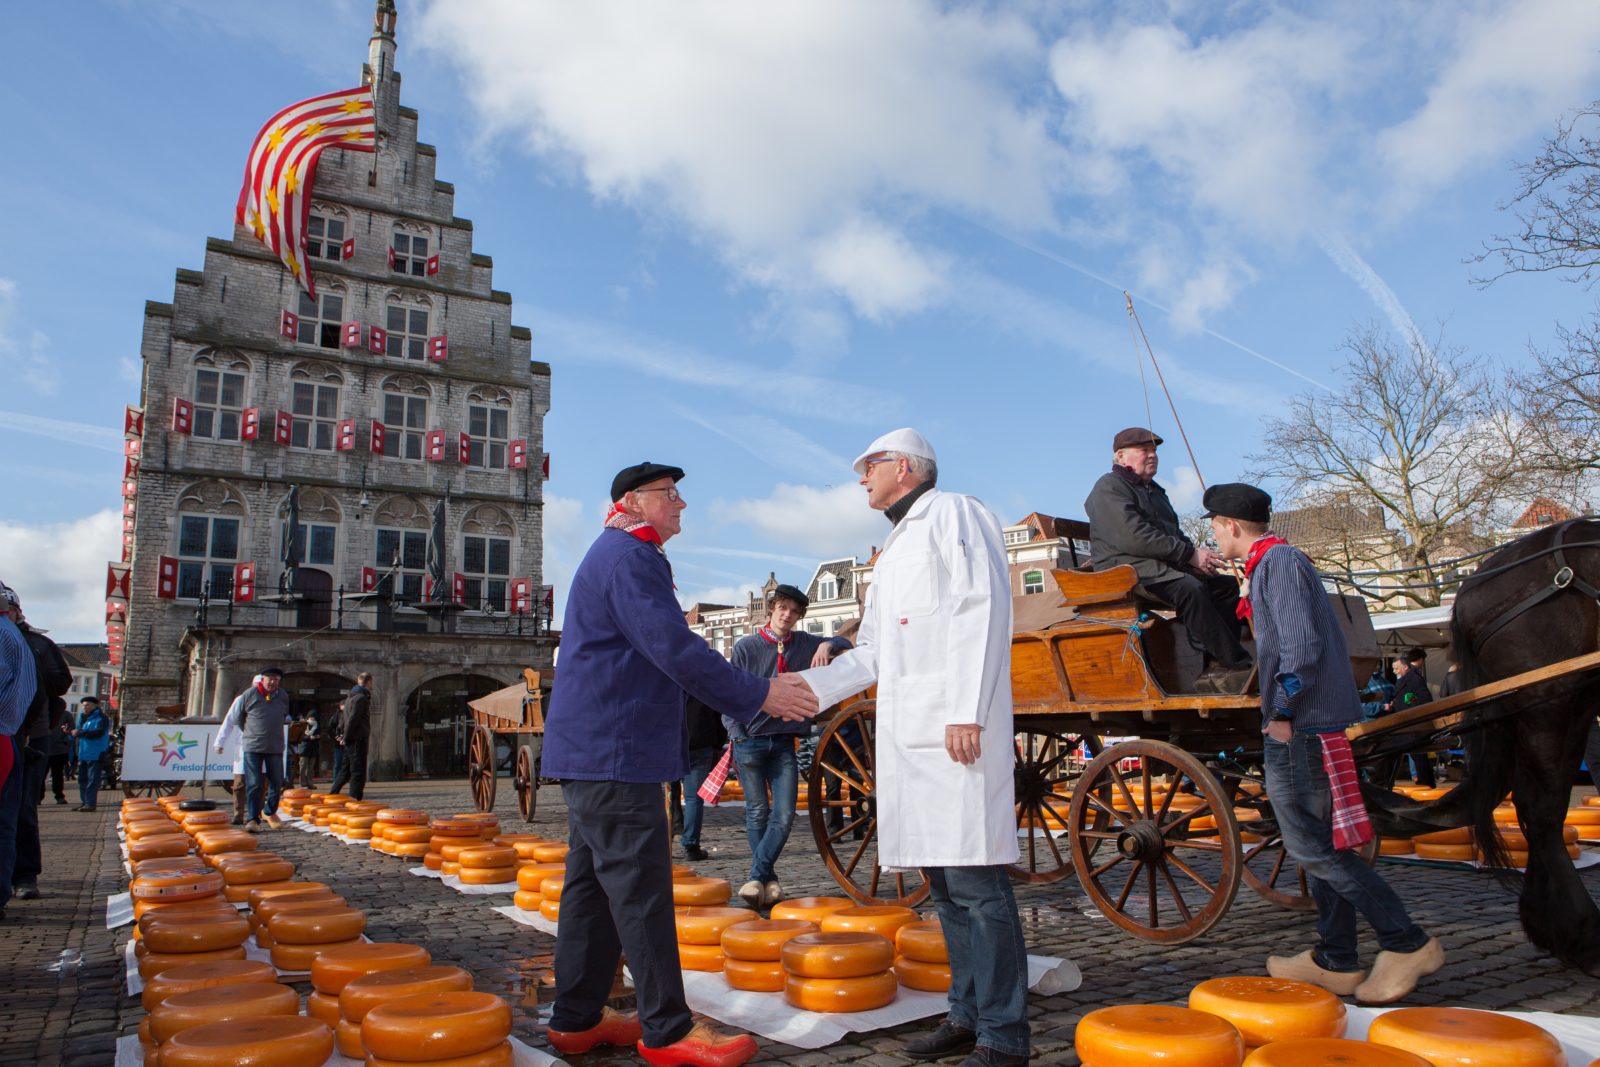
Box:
[758,625,793,673]
[604,504,662,545]
[255,682,275,699]
[1236,534,1289,621]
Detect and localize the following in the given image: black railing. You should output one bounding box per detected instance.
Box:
[193,579,552,636]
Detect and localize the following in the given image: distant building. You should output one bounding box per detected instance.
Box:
[59,644,112,704]
[1002,513,1092,597]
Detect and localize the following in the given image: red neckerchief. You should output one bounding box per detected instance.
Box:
[604,504,662,545]
[1236,534,1289,621]
[758,625,793,673]
[255,682,275,699]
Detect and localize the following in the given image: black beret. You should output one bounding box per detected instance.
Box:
[611,461,686,502]
[1113,426,1164,450]
[1202,482,1272,525]
[260,666,284,677]
[771,584,810,611]
[80,696,101,706]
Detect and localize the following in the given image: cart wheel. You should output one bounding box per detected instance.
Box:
[807,700,929,907]
[1241,807,1381,910]
[1066,739,1241,944]
[469,725,497,813]
[122,781,184,798]
[515,745,538,823]
[1011,730,1101,884]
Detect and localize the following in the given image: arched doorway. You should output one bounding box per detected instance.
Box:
[403,674,504,777]
[280,670,353,781]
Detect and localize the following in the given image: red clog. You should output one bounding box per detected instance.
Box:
[546,1006,642,1054]
[637,1023,759,1067]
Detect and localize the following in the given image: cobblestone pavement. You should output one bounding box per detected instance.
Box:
[8,777,1600,1066]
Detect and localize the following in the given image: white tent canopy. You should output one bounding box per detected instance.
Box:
[1369,602,1453,649]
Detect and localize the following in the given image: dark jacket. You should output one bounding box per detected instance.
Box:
[19,625,72,741]
[1084,465,1196,584]
[686,697,728,752]
[542,529,768,783]
[341,685,371,742]
[1248,542,1362,734]
[723,630,852,739]
[1389,669,1432,714]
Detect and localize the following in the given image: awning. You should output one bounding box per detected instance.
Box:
[1369,603,1453,648]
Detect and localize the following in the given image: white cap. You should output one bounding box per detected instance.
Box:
[852,428,937,475]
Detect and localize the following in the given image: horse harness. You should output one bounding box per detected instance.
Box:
[1470,519,1600,658]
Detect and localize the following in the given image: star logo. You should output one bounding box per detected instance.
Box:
[151,731,198,768]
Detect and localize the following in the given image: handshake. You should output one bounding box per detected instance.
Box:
[761,673,820,722]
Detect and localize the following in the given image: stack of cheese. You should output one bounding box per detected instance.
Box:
[132,867,247,981]
[264,895,366,972]
[780,932,898,1013]
[514,862,565,913]
[150,1017,333,1067]
[1482,821,1580,867]
[1564,804,1600,840]
[376,810,432,859]
[770,897,852,926]
[247,884,339,951]
[1378,837,1416,856]
[720,919,816,992]
[538,874,564,922]
[136,957,281,1064]
[304,942,434,1059]
[333,801,384,841]
[212,851,296,903]
[1411,827,1475,862]
[337,965,476,1061]
[361,991,515,1067]
[719,779,745,802]
[1188,976,1345,1051]
[455,844,518,886]
[891,920,951,993]
[145,978,300,1065]
[278,787,313,819]
[673,906,750,973]
[671,876,732,907]
[426,817,484,872]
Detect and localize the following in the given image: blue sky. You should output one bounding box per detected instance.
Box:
[4,0,1599,641]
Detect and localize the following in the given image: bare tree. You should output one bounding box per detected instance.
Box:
[1508,316,1600,491]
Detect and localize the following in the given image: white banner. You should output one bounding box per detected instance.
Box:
[120,723,235,781]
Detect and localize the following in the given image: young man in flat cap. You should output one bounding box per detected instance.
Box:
[1084,426,1252,690]
[1207,482,1443,1005]
[724,582,852,907]
[540,461,819,1067]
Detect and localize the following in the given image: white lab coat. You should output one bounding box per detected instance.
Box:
[798,488,1018,868]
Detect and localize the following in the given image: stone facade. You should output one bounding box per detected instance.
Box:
[114,6,556,779]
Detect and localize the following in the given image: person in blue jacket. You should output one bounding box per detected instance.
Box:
[540,461,819,1067]
[69,697,112,812]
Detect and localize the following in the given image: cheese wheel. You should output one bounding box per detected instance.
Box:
[268,906,366,944]
[1075,1005,1245,1067]
[1378,838,1415,856]
[893,955,952,992]
[770,896,854,925]
[226,880,290,903]
[147,982,299,1043]
[339,965,475,1023]
[438,840,478,863]
[305,989,342,1026]
[387,825,434,844]
[723,958,786,992]
[138,945,249,980]
[783,971,897,1013]
[136,896,226,921]
[510,839,553,861]
[365,1044,514,1067]
[1188,977,1346,1046]
[393,842,430,858]
[820,905,919,941]
[1565,807,1600,826]
[1413,842,1475,861]
[781,932,896,979]
[458,866,517,885]
[360,991,513,1061]
[494,833,543,846]
[677,940,726,972]
[140,959,278,1013]
[1367,1007,1564,1067]
[671,876,730,906]
[894,920,948,964]
[721,919,819,962]
[156,1015,335,1067]
[182,812,232,831]
[513,890,543,912]
[430,819,481,836]
[346,829,373,841]
[345,815,378,830]
[516,863,565,892]
[540,899,561,922]
[1492,825,1579,849]
[254,927,275,950]
[676,907,754,946]
[542,875,565,901]
[140,912,252,953]
[211,851,286,871]
[247,882,329,910]
[441,861,462,877]
[531,844,569,863]
[310,942,432,995]
[336,1016,366,1058]
[253,894,345,926]
[458,846,517,869]
[132,867,225,902]
[270,937,363,972]
[134,856,206,876]
[1411,827,1473,846]
[376,809,428,824]
[424,852,445,871]
[136,898,237,926]
[1584,795,1600,808]
[1241,1038,1434,1066]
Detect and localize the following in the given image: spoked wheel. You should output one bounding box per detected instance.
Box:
[1066,739,1241,944]
[1239,797,1381,909]
[1011,730,1101,884]
[807,700,929,907]
[468,724,497,813]
[515,745,538,823]
[122,780,183,798]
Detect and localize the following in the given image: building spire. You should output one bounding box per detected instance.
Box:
[366,0,398,128]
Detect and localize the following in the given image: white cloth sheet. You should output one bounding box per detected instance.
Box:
[441,874,519,895]
[492,904,558,936]
[409,865,443,878]
[106,892,133,929]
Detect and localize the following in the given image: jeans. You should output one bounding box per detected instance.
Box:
[1265,731,1429,972]
[679,746,721,848]
[926,865,1031,1057]
[77,758,103,809]
[332,738,368,799]
[14,736,49,883]
[331,745,347,789]
[732,735,798,883]
[0,735,23,910]
[242,750,285,822]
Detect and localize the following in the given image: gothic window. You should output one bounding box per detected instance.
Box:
[461,535,511,612]
[306,207,348,262]
[385,298,430,361]
[290,377,340,451]
[381,390,427,460]
[295,286,345,349]
[176,514,240,599]
[192,364,245,441]
[467,404,508,469]
[374,528,428,602]
[391,228,429,276]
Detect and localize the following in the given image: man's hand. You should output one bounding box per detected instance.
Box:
[762,674,819,722]
[1192,546,1222,575]
[1264,719,1292,743]
[811,644,837,668]
[945,724,982,765]
[214,746,224,755]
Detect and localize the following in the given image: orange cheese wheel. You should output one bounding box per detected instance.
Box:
[783,971,897,1013]
[346,829,373,841]
[360,991,513,1061]
[366,1043,514,1067]
[1584,795,1600,808]
[1075,1005,1245,1067]
[541,875,566,901]
[676,906,754,946]
[310,942,432,995]
[670,864,695,878]
[429,819,481,836]
[894,920,948,964]
[226,880,287,903]
[494,833,543,846]
[1413,842,1475,861]
[531,843,569,863]
[134,855,206,876]
[1188,977,1346,1046]
[1378,838,1415,856]
[677,941,726,972]
[156,1015,334,1067]
[336,1016,367,1058]
[135,896,225,921]
[247,882,330,910]
[268,906,366,945]
[458,866,517,885]
[894,955,951,992]
[344,815,378,830]
[424,852,445,871]
[212,851,287,871]
[305,989,342,1026]
[339,965,475,1023]
[1242,1038,1434,1066]
[147,982,299,1043]
[539,899,561,922]
[770,896,854,925]
[1412,827,1473,847]
[126,819,178,839]
[1492,825,1579,849]
[131,866,225,902]
[254,927,275,950]
[1565,807,1600,826]
[724,958,786,992]
[438,840,478,863]
[387,825,433,844]
[136,898,236,924]
[781,932,896,979]
[1367,1007,1564,1067]
[510,839,553,861]
[253,893,344,926]
[513,890,543,912]
[138,945,249,980]
[516,863,565,892]
[393,842,430,858]
[820,905,919,941]
[182,811,232,830]
[721,919,818,962]
[140,912,252,953]
[376,809,428,824]
[457,845,516,869]
[194,830,261,854]
[441,861,461,878]
[140,959,278,1013]
[270,937,363,971]
[671,876,730,906]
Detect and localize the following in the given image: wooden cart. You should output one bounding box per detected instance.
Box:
[465,669,548,823]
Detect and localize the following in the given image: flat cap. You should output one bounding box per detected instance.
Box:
[1113,426,1163,450]
[852,428,937,476]
[611,461,686,502]
[771,583,810,611]
[1202,482,1272,525]
[259,666,284,677]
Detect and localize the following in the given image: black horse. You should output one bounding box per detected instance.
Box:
[1361,518,1600,973]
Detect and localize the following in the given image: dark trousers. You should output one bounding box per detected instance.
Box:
[551,780,692,1047]
[231,774,247,822]
[1145,572,1250,668]
[1586,719,1600,794]
[331,737,368,800]
[77,759,103,809]
[296,754,317,788]
[0,736,22,909]
[45,753,68,802]
[14,737,49,884]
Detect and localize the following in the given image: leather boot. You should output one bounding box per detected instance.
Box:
[903,1017,978,1061]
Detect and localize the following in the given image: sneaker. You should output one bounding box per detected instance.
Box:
[547,1007,642,1055]
[737,880,764,907]
[684,844,709,862]
[1355,937,1445,1005]
[761,881,782,906]
[637,1023,758,1067]
[53,796,67,805]
[264,815,284,830]
[1266,949,1364,996]
[73,805,91,812]
[903,1018,978,1061]
[14,881,39,900]
[244,820,261,834]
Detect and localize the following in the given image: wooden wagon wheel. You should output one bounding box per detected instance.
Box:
[807,700,929,907]
[1066,739,1241,944]
[1011,729,1101,884]
[122,780,184,798]
[515,745,538,823]
[468,724,497,813]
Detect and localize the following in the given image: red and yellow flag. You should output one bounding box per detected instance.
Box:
[235,85,377,298]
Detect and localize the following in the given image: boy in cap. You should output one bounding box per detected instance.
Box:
[1206,482,1443,1004]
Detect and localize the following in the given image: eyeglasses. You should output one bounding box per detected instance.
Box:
[861,455,899,471]
[633,487,683,502]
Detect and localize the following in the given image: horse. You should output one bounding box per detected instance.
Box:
[1361,518,1600,973]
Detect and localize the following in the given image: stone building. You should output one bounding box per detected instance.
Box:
[109,3,556,779]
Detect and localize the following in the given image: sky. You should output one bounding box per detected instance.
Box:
[3,0,1599,642]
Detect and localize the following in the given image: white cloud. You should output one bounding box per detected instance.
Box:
[675,409,854,483]
[0,409,124,453]
[1318,232,1421,346]
[0,510,121,642]
[539,493,595,627]
[677,583,761,611]
[1164,465,1205,514]
[0,279,60,395]
[711,483,886,560]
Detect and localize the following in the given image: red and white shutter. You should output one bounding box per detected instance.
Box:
[369,420,386,454]
[451,572,467,604]
[106,564,131,600]
[342,321,363,348]
[427,335,448,363]
[368,325,387,353]
[510,578,532,615]
[123,437,142,457]
[508,439,527,469]
[426,254,440,276]
[123,456,139,481]
[457,431,471,464]
[336,419,356,452]
[425,429,447,462]
[232,562,256,603]
[341,237,355,260]
[108,677,119,709]
[108,648,123,667]
[361,566,378,593]
[120,479,136,499]
[122,496,136,517]
[387,245,396,270]
[171,397,193,435]
[122,516,136,533]
[273,410,293,446]
[121,544,132,564]
[241,407,261,441]
[280,310,299,338]
[156,556,180,599]
[422,574,434,601]
[124,406,144,437]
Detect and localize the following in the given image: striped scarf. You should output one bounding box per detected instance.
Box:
[604,504,662,545]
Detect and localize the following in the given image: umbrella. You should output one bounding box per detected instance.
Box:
[425,495,447,601]
[279,485,301,596]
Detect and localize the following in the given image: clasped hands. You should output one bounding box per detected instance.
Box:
[761,673,820,722]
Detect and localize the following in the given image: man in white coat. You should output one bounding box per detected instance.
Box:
[795,429,1029,1067]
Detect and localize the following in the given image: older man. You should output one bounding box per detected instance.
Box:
[796,429,1029,1067]
[215,667,292,832]
[1084,426,1251,690]
[0,580,38,922]
[540,462,818,1067]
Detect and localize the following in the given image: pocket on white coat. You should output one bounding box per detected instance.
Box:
[884,678,949,752]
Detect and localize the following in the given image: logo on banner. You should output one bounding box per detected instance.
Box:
[153,731,199,767]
